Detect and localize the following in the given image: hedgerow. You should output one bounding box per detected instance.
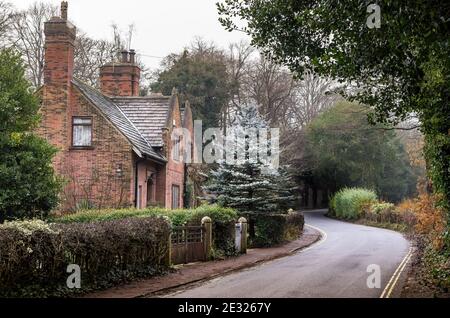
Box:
[252,211,305,247]
[52,204,239,257]
[0,216,171,297]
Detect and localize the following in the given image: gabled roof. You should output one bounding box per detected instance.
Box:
[72,78,166,162]
[112,95,171,147]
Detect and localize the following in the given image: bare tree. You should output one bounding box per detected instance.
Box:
[288,71,340,128]
[111,23,135,52]
[74,32,116,87]
[0,1,13,45]
[224,41,255,126]
[8,2,58,87]
[242,57,296,128]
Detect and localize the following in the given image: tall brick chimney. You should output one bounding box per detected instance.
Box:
[43,1,76,87]
[99,49,141,96]
[41,1,76,169]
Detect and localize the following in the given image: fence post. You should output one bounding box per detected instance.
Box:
[201,216,212,261]
[238,217,248,254]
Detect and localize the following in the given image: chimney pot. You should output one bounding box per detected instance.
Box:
[61,1,68,20]
[121,50,129,63]
[129,49,136,64]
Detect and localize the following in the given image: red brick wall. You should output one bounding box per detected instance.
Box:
[38,15,188,211]
[99,64,140,97]
[38,86,136,211]
[161,97,185,208]
[134,159,164,208]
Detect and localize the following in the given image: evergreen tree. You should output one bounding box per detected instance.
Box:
[0,49,61,222]
[205,104,297,214]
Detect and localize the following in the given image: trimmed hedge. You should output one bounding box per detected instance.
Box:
[186,205,238,257]
[52,204,238,257]
[330,188,378,219]
[252,212,305,247]
[0,217,170,297]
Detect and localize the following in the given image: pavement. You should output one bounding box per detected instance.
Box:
[85,221,321,298]
[165,210,411,298]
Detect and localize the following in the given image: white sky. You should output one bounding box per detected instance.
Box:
[11,0,250,70]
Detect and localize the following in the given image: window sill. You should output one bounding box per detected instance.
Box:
[69,146,94,151]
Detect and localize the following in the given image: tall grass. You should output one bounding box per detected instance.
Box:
[330,188,378,219]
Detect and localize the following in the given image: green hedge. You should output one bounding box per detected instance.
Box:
[252,212,305,247]
[0,217,171,297]
[52,205,238,257]
[330,188,378,219]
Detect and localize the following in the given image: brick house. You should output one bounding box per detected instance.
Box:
[37,2,193,211]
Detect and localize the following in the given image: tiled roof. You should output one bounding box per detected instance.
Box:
[112,96,171,148]
[72,78,166,162]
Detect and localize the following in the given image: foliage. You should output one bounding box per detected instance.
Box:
[188,205,238,256]
[0,49,61,222]
[397,193,447,251]
[151,44,231,129]
[305,101,417,202]
[52,204,236,224]
[52,204,238,257]
[362,202,402,225]
[330,188,378,219]
[52,207,167,224]
[252,212,304,247]
[217,0,450,243]
[206,104,298,215]
[370,202,395,215]
[0,216,171,297]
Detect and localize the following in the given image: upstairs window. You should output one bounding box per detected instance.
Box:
[72,117,92,147]
[173,136,181,161]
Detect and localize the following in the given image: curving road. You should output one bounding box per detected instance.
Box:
[166,210,411,298]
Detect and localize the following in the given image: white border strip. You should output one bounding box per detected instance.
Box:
[302,224,328,253]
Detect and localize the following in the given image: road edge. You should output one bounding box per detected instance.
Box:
[145,226,323,298]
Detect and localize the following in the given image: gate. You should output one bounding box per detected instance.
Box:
[171,225,206,264]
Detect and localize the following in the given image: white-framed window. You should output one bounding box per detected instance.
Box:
[72,117,92,147]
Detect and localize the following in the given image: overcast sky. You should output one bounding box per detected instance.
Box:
[12,0,250,70]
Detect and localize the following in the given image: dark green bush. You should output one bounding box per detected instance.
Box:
[252,212,305,247]
[188,205,238,257]
[0,217,170,297]
[52,204,238,257]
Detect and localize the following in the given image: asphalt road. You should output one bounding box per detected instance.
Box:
[166,210,411,298]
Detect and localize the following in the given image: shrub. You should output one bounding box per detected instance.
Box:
[331,188,378,219]
[0,216,171,297]
[363,202,401,224]
[0,50,62,222]
[51,207,168,224]
[252,212,304,247]
[52,204,239,257]
[187,205,238,257]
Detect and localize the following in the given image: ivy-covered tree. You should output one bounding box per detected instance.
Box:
[0,49,61,222]
[205,105,297,214]
[217,1,450,239]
